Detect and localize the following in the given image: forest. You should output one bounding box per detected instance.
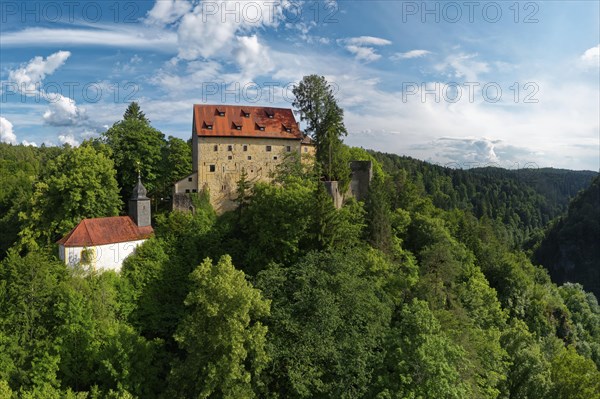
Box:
[0,76,599,398]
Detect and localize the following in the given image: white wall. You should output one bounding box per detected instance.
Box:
[59,239,147,272]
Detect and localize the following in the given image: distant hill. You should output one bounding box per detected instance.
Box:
[534,175,600,297]
[369,151,597,245]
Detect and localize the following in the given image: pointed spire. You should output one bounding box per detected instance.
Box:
[131,174,149,200]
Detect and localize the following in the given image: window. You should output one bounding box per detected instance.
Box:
[185,189,190,193]
[266,145,272,152]
[192,189,198,193]
[188,177,193,182]
[228,155,233,160]
[247,156,252,160]
[218,111,225,116]
[209,165,215,172]
[243,145,248,151]
[227,145,233,151]
[235,125,242,130]
[286,146,291,152]
[304,147,308,153]
[222,185,226,191]
[206,124,213,130]
[242,110,250,118]
[214,145,218,151]
[274,156,278,160]
[266,110,274,119]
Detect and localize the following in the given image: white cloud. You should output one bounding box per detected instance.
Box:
[174,1,283,61]
[424,137,501,165]
[21,140,38,147]
[8,51,71,92]
[6,51,93,129]
[345,36,392,46]
[0,26,177,51]
[231,35,274,82]
[345,45,382,62]
[340,36,391,63]
[145,0,192,26]
[392,49,432,60]
[581,44,599,68]
[43,95,88,127]
[0,117,17,145]
[434,53,490,82]
[58,134,80,146]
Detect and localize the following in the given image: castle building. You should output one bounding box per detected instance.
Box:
[57,176,154,272]
[173,104,316,213]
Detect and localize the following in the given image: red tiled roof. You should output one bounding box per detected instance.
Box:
[193,104,303,140]
[57,216,154,247]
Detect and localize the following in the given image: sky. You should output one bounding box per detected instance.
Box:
[0,0,598,171]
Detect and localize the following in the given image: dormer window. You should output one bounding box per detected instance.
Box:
[203,121,213,130]
[282,124,292,133]
[266,110,274,119]
[232,122,242,130]
[241,110,250,118]
[216,108,225,117]
[256,123,265,131]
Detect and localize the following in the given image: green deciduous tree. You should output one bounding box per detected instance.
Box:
[374,299,470,399]
[549,345,600,399]
[257,250,393,399]
[102,103,166,201]
[17,144,120,251]
[168,255,270,399]
[157,136,192,204]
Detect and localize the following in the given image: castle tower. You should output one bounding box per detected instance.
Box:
[129,175,151,227]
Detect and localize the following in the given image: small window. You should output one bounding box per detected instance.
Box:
[243,145,248,151]
[228,155,233,160]
[222,185,226,191]
[227,145,233,151]
[209,165,216,172]
[188,177,193,182]
[242,110,250,118]
[218,111,225,116]
[266,110,274,119]
[236,125,242,130]
[304,147,308,153]
[206,124,213,130]
[214,145,218,151]
[266,145,272,152]
[185,189,190,193]
[247,156,252,160]
[192,189,198,193]
[286,146,291,152]
[273,156,278,160]
[259,126,265,131]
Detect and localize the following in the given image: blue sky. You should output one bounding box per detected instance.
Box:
[1,0,598,170]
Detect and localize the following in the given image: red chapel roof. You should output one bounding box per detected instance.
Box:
[57,216,154,247]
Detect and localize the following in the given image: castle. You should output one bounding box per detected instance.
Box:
[173,104,316,213]
[173,104,372,213]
